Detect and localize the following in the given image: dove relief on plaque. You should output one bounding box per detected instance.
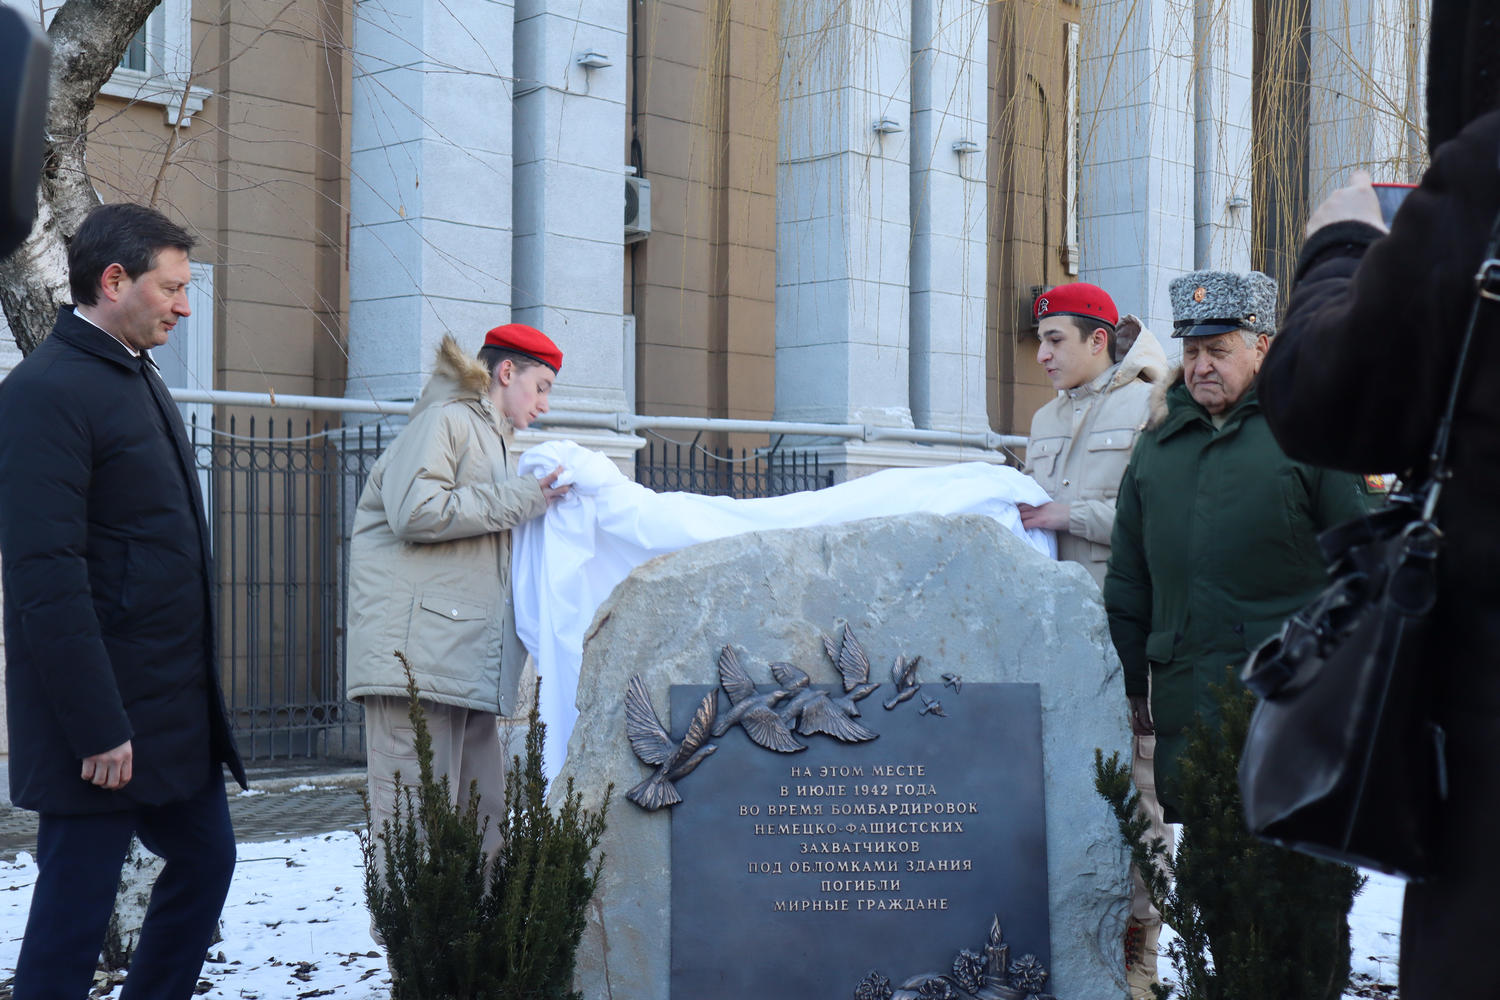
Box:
[624,622,955,811]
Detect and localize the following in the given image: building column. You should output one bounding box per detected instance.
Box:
[512,0,631,423]
[1193,0,1254,272]
[909,0,989,435]
[347,0,516,401]
[1308,0,1427,204]
[1080,0,1195,343]
[776,0,913,434]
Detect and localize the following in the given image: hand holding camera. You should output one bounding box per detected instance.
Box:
[1305,169,1419,239]
[1305,169,1389,237]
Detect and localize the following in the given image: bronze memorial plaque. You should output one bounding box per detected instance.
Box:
[668,681,1050,998]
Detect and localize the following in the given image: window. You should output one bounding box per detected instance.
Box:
[153,261,215,511]
[2,1,210,125]
[121,23,148,73]
[101,1,211,126]
[154,261,216,433]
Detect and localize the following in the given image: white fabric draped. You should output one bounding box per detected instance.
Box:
[511,440,1057,778]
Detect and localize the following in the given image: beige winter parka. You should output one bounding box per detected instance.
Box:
[345,336,548,715]
[1024,317,1169,586]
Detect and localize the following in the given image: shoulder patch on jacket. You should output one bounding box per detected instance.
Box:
[1362,473,1393,494]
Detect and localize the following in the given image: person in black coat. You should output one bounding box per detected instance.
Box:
[0,203,246,1000]
[1257,3,1500,996]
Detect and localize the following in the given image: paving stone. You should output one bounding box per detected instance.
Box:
[0,767,369,860]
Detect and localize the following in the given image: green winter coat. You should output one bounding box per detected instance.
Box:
[1103,375,1373,820]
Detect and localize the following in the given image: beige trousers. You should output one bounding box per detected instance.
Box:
[364,695,517,861]
[1131,732,1175,924]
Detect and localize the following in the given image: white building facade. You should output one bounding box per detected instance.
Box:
[1079,0,1428,350]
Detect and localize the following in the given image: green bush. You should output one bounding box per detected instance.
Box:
[362,654,612,999]
[1094,669,1363,1000]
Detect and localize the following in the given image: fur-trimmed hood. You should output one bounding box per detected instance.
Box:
[1108,316,1170,391]
[1145,367,1185,429]
[411,335,499,422]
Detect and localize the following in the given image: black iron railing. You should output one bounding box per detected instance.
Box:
[634,435,832,497]
[189,418,826,762]
[190,415,385,762]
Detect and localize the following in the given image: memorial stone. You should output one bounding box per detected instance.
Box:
[555,513,1132,1000]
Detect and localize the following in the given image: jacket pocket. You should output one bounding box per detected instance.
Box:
[407,592,495,679]
[1085,427,1136,453]
[1025,437,1064,483]
[1145,629,1177,664]
[1080,427,1137,495]
[1146,659,1193,739]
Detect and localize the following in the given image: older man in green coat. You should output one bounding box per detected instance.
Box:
[1103,270,1373,823]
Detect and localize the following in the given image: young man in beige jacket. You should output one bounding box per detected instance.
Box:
[1017,282,1170,999]
[347,324,571,886]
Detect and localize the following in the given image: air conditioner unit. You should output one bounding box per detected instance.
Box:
[625,175,651,243]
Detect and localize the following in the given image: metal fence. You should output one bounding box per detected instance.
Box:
[191,415,386,762]
[635,435,833,497]
[191,418,825,762]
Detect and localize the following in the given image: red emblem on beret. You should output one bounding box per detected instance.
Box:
[483,323,563,373]
[1032,282,1119,327]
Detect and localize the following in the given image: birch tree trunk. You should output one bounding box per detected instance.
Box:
[0,0,162,355]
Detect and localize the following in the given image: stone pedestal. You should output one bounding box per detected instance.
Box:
[556,513,1132,1000]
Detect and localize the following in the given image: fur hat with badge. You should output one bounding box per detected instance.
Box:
[1167,270,1278,339]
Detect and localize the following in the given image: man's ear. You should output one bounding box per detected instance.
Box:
[97,262,127,304]
[494,358,514,386]
[1091,326,1110,355]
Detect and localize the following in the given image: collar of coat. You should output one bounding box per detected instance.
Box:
[412,334,514,435]
[1147,367,1261,438]
[50,306,143,372]
[1061,319,1170,402]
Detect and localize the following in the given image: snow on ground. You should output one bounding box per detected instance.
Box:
[0,832,1403,998]
[1348,871,1404,994]
[0,831,392,999]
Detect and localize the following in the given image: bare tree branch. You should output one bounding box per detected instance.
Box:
[0,0,162,355]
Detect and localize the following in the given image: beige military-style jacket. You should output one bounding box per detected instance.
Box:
[345,335,548,716]
[1024,317,1168,587]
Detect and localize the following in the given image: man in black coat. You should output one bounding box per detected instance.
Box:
[0,203,246,999]
[1257,2,1499,995]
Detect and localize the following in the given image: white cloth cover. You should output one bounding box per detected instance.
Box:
[512,439,1057,778]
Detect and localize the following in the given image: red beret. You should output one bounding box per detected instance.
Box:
[1033,282,1119,328]
[483,323,562,373]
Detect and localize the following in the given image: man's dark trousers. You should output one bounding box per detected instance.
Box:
[13,770,235,1000]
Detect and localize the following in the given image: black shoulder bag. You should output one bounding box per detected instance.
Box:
[1237,206,1500,881]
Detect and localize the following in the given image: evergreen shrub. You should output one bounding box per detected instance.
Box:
[1094,668,1364,1000]
[362,653,612,999]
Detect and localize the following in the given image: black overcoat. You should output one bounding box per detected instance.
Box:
[0,307,245,814]
[1258,110,1500,999]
